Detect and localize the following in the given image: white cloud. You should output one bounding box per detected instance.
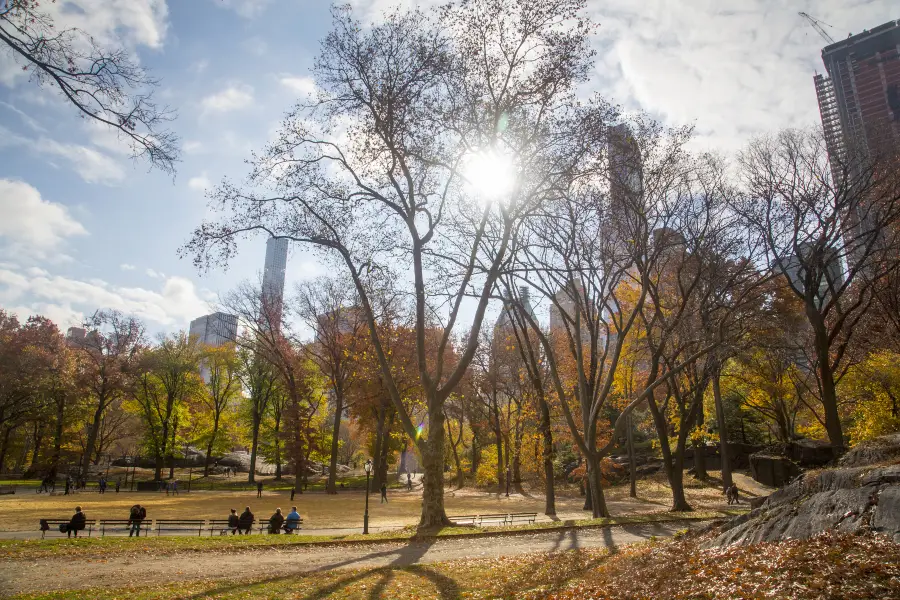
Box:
[280,76,317,97]
[146,268,165,279]
[0,179,87,260]
[183,140,206,155]
[191,59,210,74]
[120,264,137,271]
[188,173,212,192]
[243,37,269,57]
[0,265,211,329]
[0,125,124,185]
[217,0,271,18]
[201,84,255,114]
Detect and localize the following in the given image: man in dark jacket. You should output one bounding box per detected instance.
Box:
[268,508,284,534]
[227,509,240,534]
[238,507,254,534]
[129,504,146,537]
[68,506,86,538]
[256,481,263,498]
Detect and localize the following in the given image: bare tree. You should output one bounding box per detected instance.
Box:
[0,0,179,172]
[184,1,599,528]
[296,276,364,494]
[73,310,144,479]
[736,128,900,451]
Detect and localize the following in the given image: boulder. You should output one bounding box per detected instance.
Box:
[749,453,801,487]
[786,439,838,467]
[705,434,900,548]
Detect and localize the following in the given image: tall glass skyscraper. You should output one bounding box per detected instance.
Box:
[262,236,289,328]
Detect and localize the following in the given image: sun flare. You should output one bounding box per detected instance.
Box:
[461,148,516,202]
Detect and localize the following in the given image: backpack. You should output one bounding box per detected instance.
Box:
[130,506,141,520]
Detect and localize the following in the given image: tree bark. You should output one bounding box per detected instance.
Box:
[326,390,343,493]
[712,367,733,491]
[49,396,65,480]
[80,402,105,478]
[370,402,387,493]
[204,412,221,477]
[248,408,261,484]
[585,453,610,518]
[538,397,556,515]
[419,409,450,528]
[809,308,844,453]
[694,398,708,480]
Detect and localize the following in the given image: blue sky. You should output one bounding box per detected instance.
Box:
[0,0,896,335]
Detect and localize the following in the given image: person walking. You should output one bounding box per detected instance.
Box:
[67,506,86,538]
[380,482,388,504]
[227,509,240,535]
[238,506,254,534]
[172,480,179,496]
[290,487,295,501]
[406,472,412,491]
[256,481,263,498]
[268,508,285,534]
[115,478,120,493]
[128,504,146,537]
[64,476,71,496]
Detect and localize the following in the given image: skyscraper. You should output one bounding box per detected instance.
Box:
[262,236,289,328]
[815,20,900,164]
[189,312,238,347]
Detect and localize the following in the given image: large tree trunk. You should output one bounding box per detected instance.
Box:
[712,367,733,491]
[494,427,504,492]
[370,402,387,493]
[512,416,523,484]
[538,397,556,515]
[447,418,465,489]
[809,308,844,453]
[274,414,282,480]
[377,411,394,487]
[80,402,105,478]
[168,415,178,479]
[248,409,261,484]
[585,453,610,518]
[419,409,450,528]
[204,412,220,477]
[647,393,693,512]
[326,390,343,493]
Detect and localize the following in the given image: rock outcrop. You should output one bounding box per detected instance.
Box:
[706,434,900,547]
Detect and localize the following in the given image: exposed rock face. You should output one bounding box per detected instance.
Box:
[749,453,801,487]
[707,435,900,547]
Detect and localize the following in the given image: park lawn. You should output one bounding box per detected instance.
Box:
[9,530,898,600]
[0,471,761,533]
[0,511,731,560]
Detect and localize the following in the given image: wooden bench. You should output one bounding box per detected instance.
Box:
[476,513,510,526]
[508,512,538,525]
[448,515,479,526]
[39,518,96,538]
[207,519,240,536]
[99,519,150,537]
[256,518,304,534]
[155,519,204,536]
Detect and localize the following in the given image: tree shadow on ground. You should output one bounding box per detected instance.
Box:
[493,548,609,598]
[184,534,461,600]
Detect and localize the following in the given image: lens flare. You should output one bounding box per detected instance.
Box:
[461,147,516,202]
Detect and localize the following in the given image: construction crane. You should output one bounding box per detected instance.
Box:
[799,12,836,45]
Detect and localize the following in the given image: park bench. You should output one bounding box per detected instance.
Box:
[508,513,537,525]
[39,518,96,538]
[207,519,240,536]
[476,514,510,526]
[99,519,151,537]
[448,515,479,525]
[155,519,204,536]
[257,518,304,534]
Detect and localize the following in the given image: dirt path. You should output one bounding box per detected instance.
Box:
[0,522,698,596]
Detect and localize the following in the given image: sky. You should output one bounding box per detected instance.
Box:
[0,0,896,336]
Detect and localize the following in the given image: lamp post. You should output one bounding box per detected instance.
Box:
[363,459,372,535]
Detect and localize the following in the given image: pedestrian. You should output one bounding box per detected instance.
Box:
[64,477,71,496]
[380,482,388,504]
[67,506,86,538]
[256,481,263,498]
[172,480,179,496]
[115,478,121,493]
[268,508,284,534]
[165,480,170,496]
[227,509,240,535]
[99,476,106,494]
[406,472,412,491]
[238,506,254,534]
[285,507,302,534]
[290,487,295,501]
[128,503,146,537]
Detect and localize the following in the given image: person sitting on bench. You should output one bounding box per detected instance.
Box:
[68,506,86,538]
[284,507,301,533]
[227,509,240,534]
[238,507,254,534]
[268,508,284,534]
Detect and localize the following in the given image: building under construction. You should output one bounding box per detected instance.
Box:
[814,18,900,163]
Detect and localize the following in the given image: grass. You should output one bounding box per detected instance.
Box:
[8,530,898,600]
[0,510,730,560]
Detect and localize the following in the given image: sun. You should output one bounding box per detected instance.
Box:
[461,148,516,202]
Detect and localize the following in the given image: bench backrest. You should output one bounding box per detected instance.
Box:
[156,520,204,524]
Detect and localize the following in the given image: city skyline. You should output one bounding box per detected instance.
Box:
[1,1,897,335]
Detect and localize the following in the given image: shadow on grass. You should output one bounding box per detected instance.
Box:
[185,533,461,600]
